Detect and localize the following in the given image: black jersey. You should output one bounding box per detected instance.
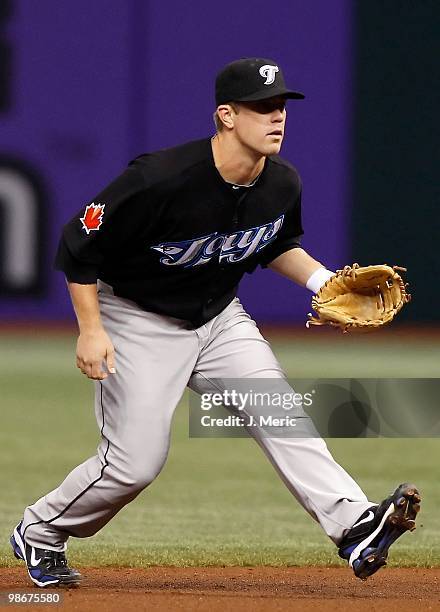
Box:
[55,137,303,327]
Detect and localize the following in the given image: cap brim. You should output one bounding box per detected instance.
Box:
[235,87,305,102]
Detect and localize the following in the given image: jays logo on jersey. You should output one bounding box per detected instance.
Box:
[151,214,284,267]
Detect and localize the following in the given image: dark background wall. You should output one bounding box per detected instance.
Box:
[0,0,352,324]
[0,1,438,324]
[353,0,439,322]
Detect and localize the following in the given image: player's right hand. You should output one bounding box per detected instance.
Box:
[76,328,116,380]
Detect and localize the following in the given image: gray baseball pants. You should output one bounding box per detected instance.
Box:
[22,281,372,551]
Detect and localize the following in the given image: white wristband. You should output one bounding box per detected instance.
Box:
[306,268,335,294]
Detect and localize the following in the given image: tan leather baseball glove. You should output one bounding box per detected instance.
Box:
[306,263,411,333]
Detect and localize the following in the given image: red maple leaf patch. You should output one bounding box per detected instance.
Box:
[80,203,105,235]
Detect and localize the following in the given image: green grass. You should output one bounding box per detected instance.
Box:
[0,333,439,568]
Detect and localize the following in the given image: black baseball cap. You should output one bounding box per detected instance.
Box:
[215,57,305,106]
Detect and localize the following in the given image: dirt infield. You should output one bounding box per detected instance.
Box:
[1,567,440,611]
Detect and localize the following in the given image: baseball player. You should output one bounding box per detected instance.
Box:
[11,58,420,587]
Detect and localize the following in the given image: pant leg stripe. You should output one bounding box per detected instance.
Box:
[23,382,110,540]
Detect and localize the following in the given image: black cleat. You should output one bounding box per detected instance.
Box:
[338,483,421,580]
[10,521,81,588]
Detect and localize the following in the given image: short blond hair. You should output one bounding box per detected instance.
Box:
[213,110,224,132]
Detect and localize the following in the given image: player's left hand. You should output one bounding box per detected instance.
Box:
[306,263,411,333]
